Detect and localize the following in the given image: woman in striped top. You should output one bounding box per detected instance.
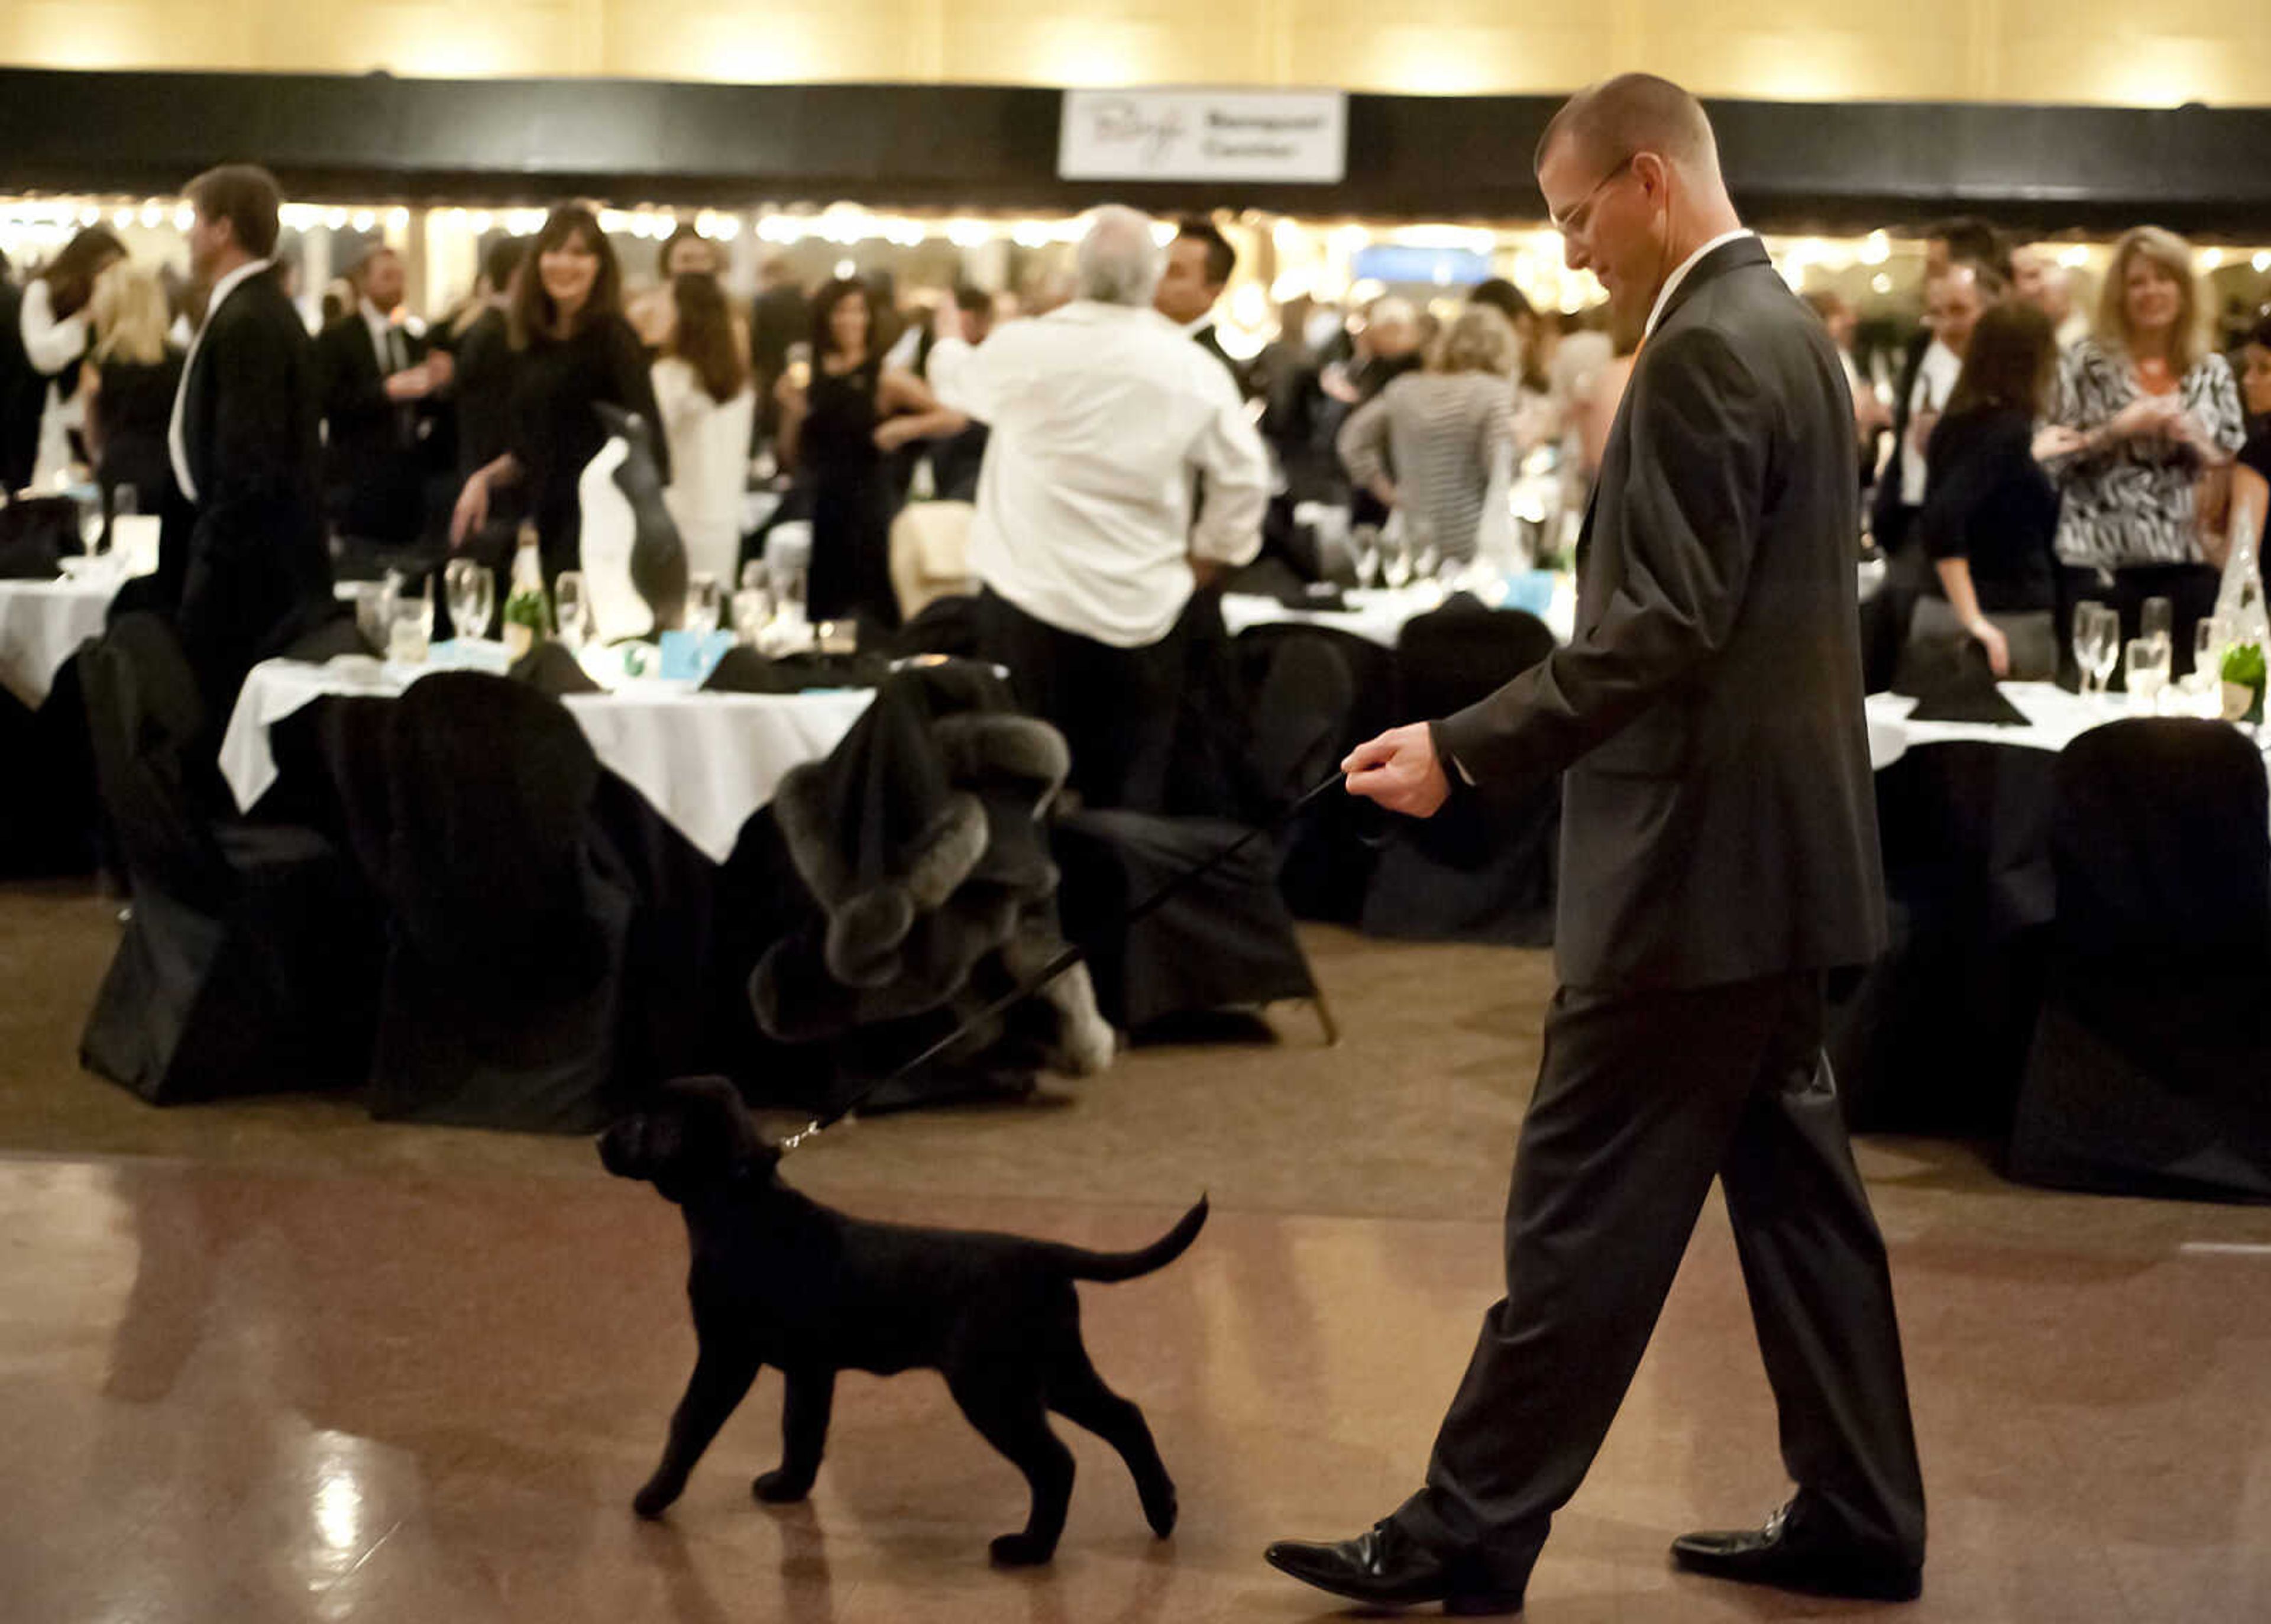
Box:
[1336,304,1521,565]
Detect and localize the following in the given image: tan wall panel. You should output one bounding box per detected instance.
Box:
[5,0,2271,103]
[605,1,926,83]
[938,0,1273,86]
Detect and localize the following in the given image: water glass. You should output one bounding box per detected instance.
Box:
[444,558,494,642]
[732,587,772,646]
[555,571,592,652]
[1349,525,1381,589]
[387,580,433,663]
[2125,636,2170,714]
[2141,596,2173,654]
[685,572,722,636]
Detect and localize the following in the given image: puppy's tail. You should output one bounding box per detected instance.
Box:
[1045,1196,1209,1283]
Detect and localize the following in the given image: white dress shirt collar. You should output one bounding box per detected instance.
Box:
[361,297,398,369]
[167,256,274,504]
[1644,229,1755,340]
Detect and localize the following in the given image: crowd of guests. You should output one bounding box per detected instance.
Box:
[1844,216,2270,685]
[7,176,2267,778]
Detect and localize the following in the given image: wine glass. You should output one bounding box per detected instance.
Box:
[409,573,435,641]
[2195,617,2226,695]
[1380,523,1414,590]
[1349,525,1381,589]
[2125,636,2170,714]
[1410,517,1441,585]
[732,587,771,646]
[739,559,769,596]
[444,559,494,642]
[2072,602,2110,696]
[555,571,591,652]
[685,572,722,636]
[2085,605,2121,698]
[2141,596,2173,656]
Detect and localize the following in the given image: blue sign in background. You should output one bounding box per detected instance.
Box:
[1352,245,1494,287]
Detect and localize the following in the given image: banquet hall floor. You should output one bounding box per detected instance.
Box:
[4,881,2270,1622]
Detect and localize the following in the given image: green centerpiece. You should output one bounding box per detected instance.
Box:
[2220,642,2266,724]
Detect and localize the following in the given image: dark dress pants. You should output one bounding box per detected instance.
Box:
[1392,972,1926,1596]
[976,587,1185,813]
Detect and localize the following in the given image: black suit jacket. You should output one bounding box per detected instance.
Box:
[1434,237,1887,991]
[1192,323,1254,398]
[1869,329,1932,544]
[0,279,49,492]
[315,310,431,542]
[166,266,331,651]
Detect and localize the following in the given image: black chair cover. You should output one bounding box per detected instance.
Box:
[77,613,379,1102]
[1235,623,1399,924]
[1361,602,1561,945]
[1828,740,2058,1134]
[1052,808,1318,1032]
[2007,719,2271,1201]
[367,672,635,1130]
[893,593,984,660]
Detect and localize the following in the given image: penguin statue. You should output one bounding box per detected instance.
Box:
[577,403,690,641]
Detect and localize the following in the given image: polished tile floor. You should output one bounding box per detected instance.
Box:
[4,889,2270,1620]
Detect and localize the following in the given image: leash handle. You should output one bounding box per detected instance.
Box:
[787,771,1348,1146]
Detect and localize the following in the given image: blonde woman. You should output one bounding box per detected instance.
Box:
[79,261,184,511]
[2049,226,2245,648]
[1336,303,1521,566]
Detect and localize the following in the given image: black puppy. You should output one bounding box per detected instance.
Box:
[600,1075,1206,1565]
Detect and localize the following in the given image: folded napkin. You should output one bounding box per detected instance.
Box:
[702,646,891,693]
[0,495,72,578]
[1276,580,1349,613]
[1902,640,2029,724]
[508,640,602,695]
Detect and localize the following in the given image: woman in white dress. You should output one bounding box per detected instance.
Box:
[8,225,126,489]
[649,272,756,585]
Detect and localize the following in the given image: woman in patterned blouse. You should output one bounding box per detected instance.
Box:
[2049,227,2246,667]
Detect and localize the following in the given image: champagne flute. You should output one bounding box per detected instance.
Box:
[2125,636,2169,714]
[1350,525,1381,589]
[2072,602,2108,695]
[2141,596,2173,656]
[685,571,722,636]
[2086,606,2120,698]
[555,571,591,652]
[456,564,495,642]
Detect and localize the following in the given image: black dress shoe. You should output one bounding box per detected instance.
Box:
[1672,1502,1922,1602]
[1265,1520,1523,1616]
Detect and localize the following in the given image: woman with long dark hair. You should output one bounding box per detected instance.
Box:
[653,271,756,584]
[3,224,126,489]
[449,205,668,580]
[1903,300,2079,681]
[774,276,961,626]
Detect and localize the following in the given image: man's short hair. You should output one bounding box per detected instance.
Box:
[185,164,283,260]
[954,284,994,319]
[1174,218,1237,290]
[354,244,399,283]
[1927,216,2013,282]
[1940,255,2010,302]
[1535,73,1716,176]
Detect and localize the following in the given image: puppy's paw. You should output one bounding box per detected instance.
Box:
[1140,1477,1178,1538]
[988,1532,1058,1568]
[752,1468,814,1504]
[632,1478,682,1519]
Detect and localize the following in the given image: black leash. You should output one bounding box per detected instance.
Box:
[778,770,1349,1153]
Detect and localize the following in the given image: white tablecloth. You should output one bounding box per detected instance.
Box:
[219,656,875,862]
[1865,682,2145,771]
[0,577,115,707]
[1222,579,1578,648]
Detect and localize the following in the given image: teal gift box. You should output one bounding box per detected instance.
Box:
[658,629,736,682]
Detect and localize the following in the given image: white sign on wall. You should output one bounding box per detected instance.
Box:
[1057,89,1347,185]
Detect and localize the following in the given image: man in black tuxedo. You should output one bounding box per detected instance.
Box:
[314,244,442,551]
[1155,217,1253,396]
[1267,75,1926,1615]
[163,164,331,706]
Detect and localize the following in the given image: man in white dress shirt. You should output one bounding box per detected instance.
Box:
[933,206,1268,810]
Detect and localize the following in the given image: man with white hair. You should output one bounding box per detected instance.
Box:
[933,205,1267,810]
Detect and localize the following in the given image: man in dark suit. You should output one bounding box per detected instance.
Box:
[1267,76,1926,1616]
[163,164,332,706]
[1155,217,1253,396]
[314,244,442,551]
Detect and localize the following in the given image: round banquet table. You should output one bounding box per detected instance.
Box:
[0,576,117,709]
[219,654,876,863]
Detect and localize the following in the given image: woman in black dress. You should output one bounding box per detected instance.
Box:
[450,206,667,581]
[774,277,961,627]
[1904,300,2080,682]
[79,262,185,513]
